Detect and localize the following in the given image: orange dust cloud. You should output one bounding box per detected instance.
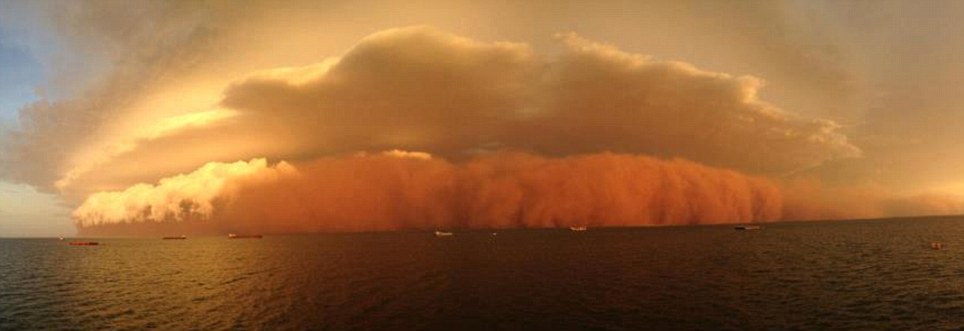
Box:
[76,152,783,236]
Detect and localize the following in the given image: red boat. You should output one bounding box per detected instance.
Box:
[228,233,262,239]
[68,242,99,246]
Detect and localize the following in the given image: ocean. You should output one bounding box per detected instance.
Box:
[3,217,964,330]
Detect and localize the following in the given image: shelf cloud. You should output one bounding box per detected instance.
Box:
[6,24,913,235]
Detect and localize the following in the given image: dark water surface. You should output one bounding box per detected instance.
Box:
[4,217,964,330]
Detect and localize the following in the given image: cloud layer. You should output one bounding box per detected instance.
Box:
[3,26,860,200]
[221,27,860,174]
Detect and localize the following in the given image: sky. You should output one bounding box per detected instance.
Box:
[2,0,964,236]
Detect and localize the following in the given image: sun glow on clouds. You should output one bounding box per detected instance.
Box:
[243,58,342,86]
[72,158,294,227]
[380,149,432,160]
[55,108,237,191]
[72,149,432,228]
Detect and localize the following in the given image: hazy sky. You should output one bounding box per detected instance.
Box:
[2,0,964,236]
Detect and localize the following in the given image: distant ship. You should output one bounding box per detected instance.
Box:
[734,225,762,230]
[434,230,453,237]
[162,235,187,240]
[68,241,99,246]
[569,226,588,232]
[228,234,263,239]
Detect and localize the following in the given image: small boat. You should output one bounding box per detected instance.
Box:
[569,226,587,232]
[434,230,453,237]
[734,225,762,230]
[58,237,64,241]
[228,233,263,239]
[931,242,944,250]
[68,241,99,246]
[163,235,187,240]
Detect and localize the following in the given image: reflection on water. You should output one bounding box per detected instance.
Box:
[3,217,964,330]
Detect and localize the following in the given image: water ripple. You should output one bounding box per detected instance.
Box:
[4,218,964,329]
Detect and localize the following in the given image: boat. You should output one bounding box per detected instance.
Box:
[163,235,187,240]
[68,242,99,246]
[931,242,944,250]
[734,225,762,230]
[434,230,453,237]
[569,226,587,231]
[228,233,263,239]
